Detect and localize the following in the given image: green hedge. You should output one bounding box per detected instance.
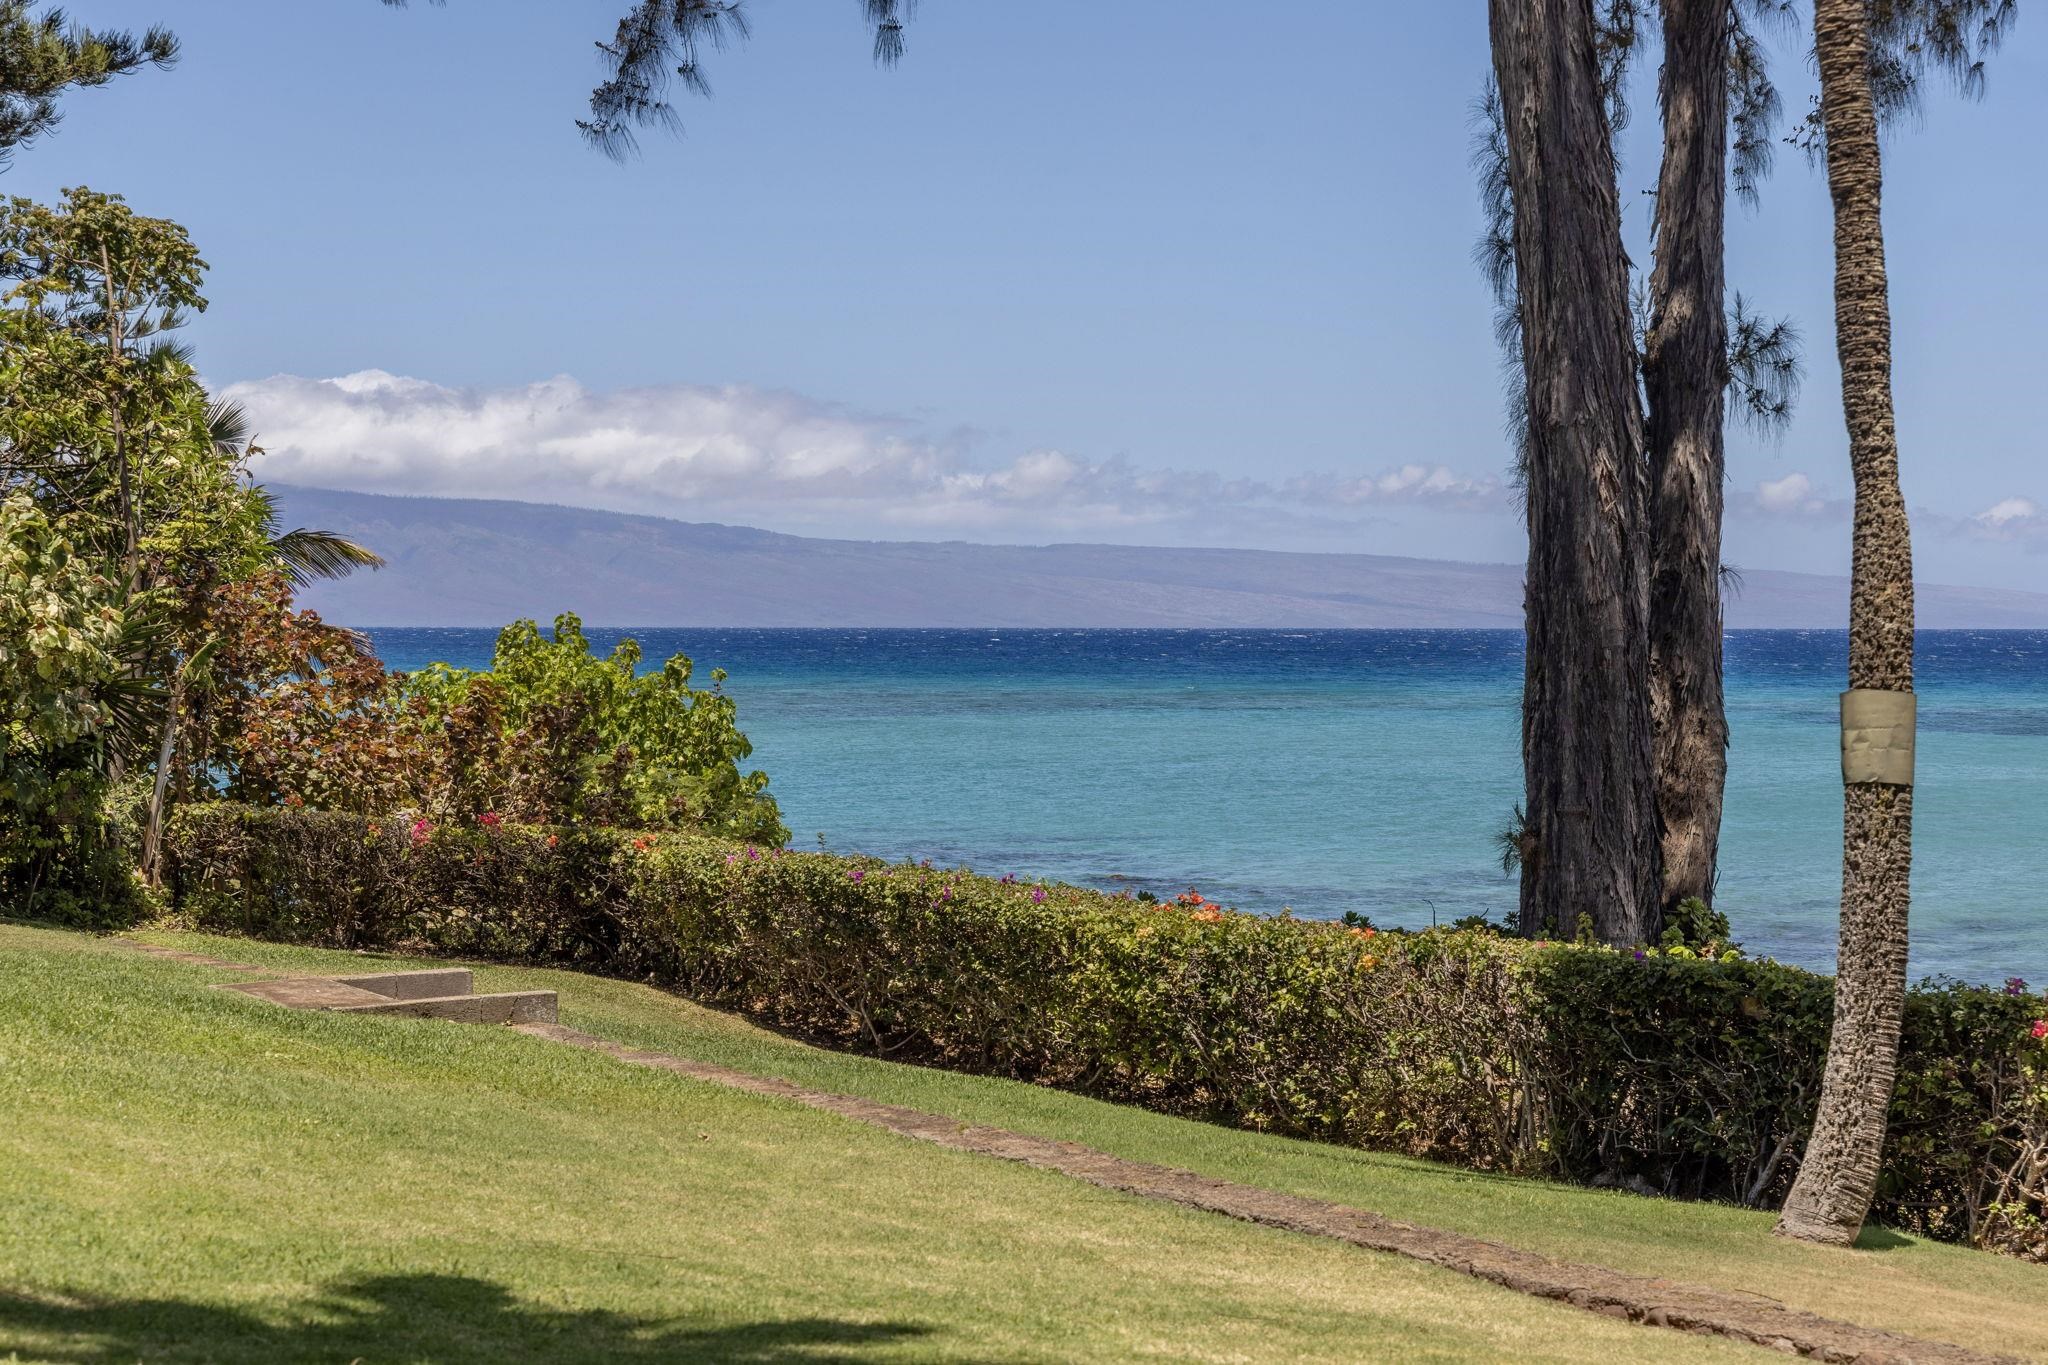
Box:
[166,803,2048,1259]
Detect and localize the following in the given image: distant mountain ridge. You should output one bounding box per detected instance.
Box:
[271,484,2048,629]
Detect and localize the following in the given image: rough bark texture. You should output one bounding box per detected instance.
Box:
[1491,0,1661,945]
[1776,0,1918,1248]
[1645,0,1731,918]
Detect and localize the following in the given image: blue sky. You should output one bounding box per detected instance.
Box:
[10,2,2046,587]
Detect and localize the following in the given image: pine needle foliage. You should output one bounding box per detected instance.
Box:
[0,2,175,168]
[385,0,919,159]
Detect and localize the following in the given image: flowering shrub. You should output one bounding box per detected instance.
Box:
[186,594,785,846]
[167,802,2048,1259]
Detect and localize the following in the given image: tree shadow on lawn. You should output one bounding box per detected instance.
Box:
[0,1272,938,1363]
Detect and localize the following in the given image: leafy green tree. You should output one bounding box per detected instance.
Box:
[0,186,207,580]
[0,1,175,168]
[405,614,786,844]
[0,492,155,916]
[133,400,383,883]
[0,189,384,891]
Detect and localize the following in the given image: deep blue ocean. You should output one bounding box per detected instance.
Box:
[368,627,2048,986]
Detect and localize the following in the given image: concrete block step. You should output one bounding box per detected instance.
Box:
[219,967,557,1026]
[333,990,558,1025]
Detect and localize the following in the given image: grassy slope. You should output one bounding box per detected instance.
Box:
[0,924,1768,1365]
[123,931,2048,1360]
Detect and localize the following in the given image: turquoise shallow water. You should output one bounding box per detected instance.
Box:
[368,627,2048,986]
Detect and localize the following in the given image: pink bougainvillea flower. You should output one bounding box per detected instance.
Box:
[409,817,432,846]
[2032,1019,2048,1040]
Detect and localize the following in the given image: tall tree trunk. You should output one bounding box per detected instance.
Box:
[1492,0,1661,946]
[1776,0,1917,1248]
[140,667,184,887]
[1645,0,1732,917]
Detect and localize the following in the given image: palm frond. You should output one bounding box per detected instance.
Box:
[270,527,385,587]
[94,593,173,765]
[204,397,254,458]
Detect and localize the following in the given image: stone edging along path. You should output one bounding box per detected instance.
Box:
[114,940,2015,1365]
[517,1023,2013,1365]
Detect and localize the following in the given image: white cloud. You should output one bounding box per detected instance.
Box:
[1745,471,1842,519]
[225,370,1507,539]
[1967,497,2048,541]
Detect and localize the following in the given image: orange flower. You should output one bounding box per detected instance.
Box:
[1192,907,1223,924]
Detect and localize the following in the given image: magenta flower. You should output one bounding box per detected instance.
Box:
[478,811,500,829]
[848,868,865,882]
[941,884,953,901]
[2006,977,2030,997]
[409,817,432,847]
[2033,1019,2048,1040]
[1031,887,1046,904]
[747,846,760,861]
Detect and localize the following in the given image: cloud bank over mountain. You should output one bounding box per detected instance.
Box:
[225,370,1504,543]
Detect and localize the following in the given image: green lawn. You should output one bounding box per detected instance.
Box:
[0,925,2030,1363]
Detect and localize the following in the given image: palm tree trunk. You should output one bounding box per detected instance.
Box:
[1645,0,1731,919]
[1776,0,1918,1247]
[1491,0,1661,946]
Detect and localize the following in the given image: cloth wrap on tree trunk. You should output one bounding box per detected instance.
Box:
[1840,690,1915,787]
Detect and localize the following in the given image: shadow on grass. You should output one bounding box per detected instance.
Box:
[0,1273,936,1363]
[1854,1225,1918,1252]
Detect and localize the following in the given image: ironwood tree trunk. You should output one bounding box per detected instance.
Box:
[1491,0,1661,945]
[1776,0,1918,1248]
[1644,0,1732,917]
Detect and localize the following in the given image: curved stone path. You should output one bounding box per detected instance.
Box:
[517,1022,2017,1365]
[114,941,2017,1363]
